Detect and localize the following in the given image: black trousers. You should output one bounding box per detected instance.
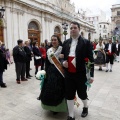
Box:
[26,61,30,77]
[0,72,3,85]
[106,55,114,64]
[15,62,26,80]
[64,72,87,100]
[35,66,38,75]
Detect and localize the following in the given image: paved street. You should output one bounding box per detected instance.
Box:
[0,60,120,120]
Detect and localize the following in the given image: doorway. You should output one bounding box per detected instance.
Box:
[28,21,40,46]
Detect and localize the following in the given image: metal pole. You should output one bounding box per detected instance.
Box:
[65,34,66,41]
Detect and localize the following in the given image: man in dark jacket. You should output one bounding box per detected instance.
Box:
[61,21,94,120]
[0,48,8,88]
[104,39,116,72]
[13,39,27,84]
[24,41,32,79]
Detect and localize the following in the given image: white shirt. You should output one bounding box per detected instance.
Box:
[96,43,105,50]
[69,39,78,56]
[108,43,112,53]
[116,44,118,49]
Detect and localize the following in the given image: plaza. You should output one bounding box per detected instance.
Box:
[0,60,120,120]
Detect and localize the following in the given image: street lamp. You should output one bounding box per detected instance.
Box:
[88,29,91,41]
[0,7,5,18]
[62,22,68,40]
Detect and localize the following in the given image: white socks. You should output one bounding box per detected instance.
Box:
[110,64,112,70]
[82,99,88,108]
[117,56,119,62]
[106,63,108,70]
[67,100,74,118]
[67,99,88,118]
[106,63,113,70]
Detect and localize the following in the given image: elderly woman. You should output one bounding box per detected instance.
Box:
[95,40,105,70]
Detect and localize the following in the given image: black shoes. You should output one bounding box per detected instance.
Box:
[28,75,33,77]
[53,112,58,115]
[110,69,112,72]
[67,107,88,119]
[0,83,7,88]
[67,116,75,120]
[26,75,33,79]
[37,96,41,100]
[105,70,108,72]
[106,69,112,72]
[99,68,102,71]
[81,107,88,118]
[26,76,31,79]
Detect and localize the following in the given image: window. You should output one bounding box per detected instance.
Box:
[54,26,60,33]
[28,21,39,30]
[100,25,101,28]
[104,25,106,28]
[103,30,107,33]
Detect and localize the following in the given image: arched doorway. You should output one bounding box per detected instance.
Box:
[28,21,40,45]
[54,26,61,40]
[0,19,4,43]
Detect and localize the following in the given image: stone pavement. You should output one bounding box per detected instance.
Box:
[0,60,120,120]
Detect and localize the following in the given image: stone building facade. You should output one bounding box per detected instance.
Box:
[111,4,120,41]
[86,10,108,42]
[0,0,95,50]
[99,22,111,41]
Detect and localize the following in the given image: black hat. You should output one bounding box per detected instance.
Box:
[17,39,23,45]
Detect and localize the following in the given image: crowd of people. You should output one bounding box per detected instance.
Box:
[0,21,120,120]
[92,39,119,72]
[0,39,50,87]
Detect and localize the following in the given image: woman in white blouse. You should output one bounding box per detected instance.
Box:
[95,40,106,70]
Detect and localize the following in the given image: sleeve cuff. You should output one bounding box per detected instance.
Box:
[90,77,94,81]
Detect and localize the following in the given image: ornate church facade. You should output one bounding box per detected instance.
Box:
[0,0,95,50]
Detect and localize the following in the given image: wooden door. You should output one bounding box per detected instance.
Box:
[28,30,40,46]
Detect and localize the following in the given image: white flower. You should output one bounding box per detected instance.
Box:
[36,70,46,79]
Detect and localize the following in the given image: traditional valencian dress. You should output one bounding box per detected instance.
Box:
[40,46,67,112]
[94,43,106,65]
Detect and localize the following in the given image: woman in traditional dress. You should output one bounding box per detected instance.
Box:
[40,35,67,113]
[95,40,105,70]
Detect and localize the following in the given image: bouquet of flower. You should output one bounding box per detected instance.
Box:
[36,70,46,90]
[84,58,93,90]
[74,96,80,108]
